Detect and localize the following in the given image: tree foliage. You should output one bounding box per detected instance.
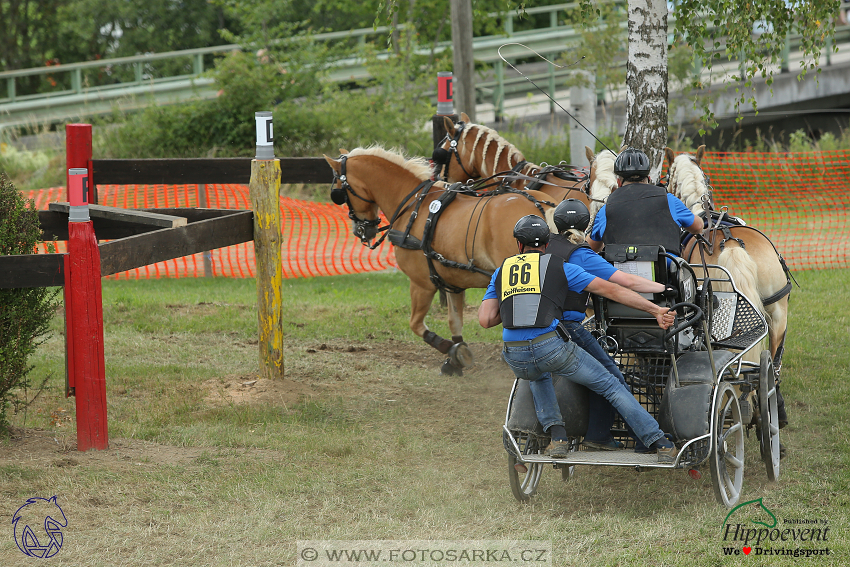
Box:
[0,172,59,433]
[673,0,839,132]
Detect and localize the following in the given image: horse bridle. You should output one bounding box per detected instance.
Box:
[329,155,383,244]
[431,121,478,182]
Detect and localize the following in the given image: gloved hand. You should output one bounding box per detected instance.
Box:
[662,286,679,299]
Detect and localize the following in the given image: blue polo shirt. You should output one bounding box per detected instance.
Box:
[560,247,617,322]
[589,193,695,246]
[483,259,596,341]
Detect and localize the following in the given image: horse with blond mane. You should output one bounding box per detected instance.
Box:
[664,147,793,373]
[585,146,792,370]
[433,113,591,221]
[324,146,560,375]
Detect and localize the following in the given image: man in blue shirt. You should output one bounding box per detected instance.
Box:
[587,148,703,256]
[479,215,679,462]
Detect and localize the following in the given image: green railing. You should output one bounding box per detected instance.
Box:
[1,3,848,130]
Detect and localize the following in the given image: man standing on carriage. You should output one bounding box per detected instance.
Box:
[478,215,679,462]
[586,148,703,256]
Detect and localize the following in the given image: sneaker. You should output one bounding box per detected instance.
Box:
[545,439,571,458]
[652,438,679,463]
[582,438,624,451]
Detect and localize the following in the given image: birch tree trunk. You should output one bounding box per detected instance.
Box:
[623,0,668,181]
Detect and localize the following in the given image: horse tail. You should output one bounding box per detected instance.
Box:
[717,245,765,362]
[717,245,764,315]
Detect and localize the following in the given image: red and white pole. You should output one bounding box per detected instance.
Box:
[66,167,108,451]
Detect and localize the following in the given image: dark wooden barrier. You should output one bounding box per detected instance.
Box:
[90,157,329,188]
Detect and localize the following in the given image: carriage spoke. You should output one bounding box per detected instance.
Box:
[727,480,740,501]
[722,395,735,416]
[725,453,744,470]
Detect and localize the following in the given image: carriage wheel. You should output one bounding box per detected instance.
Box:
[710,383,745,508]
[758,350,781,482]
[507,433,545,502]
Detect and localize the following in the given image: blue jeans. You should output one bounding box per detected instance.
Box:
[502,335,665,448]
[560,321,628,443]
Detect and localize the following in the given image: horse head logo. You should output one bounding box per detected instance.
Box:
[12,496,68,558]
[723,497,777,530]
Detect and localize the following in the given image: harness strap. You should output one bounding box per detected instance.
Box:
[762,281,792,306]
[718,225,746,251]
[363,180,435,250]
[419,189,491,293]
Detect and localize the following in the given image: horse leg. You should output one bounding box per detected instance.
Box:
[764,295,790,428]
[410,282,460,375]
[445,290,474,369]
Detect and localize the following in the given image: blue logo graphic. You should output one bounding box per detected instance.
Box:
[12,496,67,558]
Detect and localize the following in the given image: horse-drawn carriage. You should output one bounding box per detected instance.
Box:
[502,246,782,508]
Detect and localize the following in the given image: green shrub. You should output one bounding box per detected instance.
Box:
[0,172,60,433]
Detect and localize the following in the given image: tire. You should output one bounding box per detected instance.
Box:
[710,382,745,508]
[758,350,781,482]
[507,433,545,502]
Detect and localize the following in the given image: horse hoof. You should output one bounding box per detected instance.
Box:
[448,342,474,368]
[440,359,463,376]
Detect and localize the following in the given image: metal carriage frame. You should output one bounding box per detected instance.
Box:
[502,262,782,508]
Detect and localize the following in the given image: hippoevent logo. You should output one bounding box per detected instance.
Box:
[720,498,830,558]
[12,496,67,559]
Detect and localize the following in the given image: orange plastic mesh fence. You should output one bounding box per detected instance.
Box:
[697,151,850,271]
[23,184,397,279]
[21,150,850,278]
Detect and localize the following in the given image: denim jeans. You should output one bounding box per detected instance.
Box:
[502,335,665,448]
[560,321,627,443]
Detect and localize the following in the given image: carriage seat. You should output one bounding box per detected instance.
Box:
[506,375,589,438]
[599,245,671,352]
[597,244,696,353]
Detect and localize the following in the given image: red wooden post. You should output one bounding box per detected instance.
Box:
[66,124,95,204]
[66,168,108,451]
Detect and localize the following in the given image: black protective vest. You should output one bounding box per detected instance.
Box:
[545,234,592,313]
[496,252,569,329]
[603,183,682,255]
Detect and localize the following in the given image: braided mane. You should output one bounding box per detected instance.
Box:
[461,122,525,177]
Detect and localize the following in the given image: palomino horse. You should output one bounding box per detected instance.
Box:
[664,146,792,374]
[324,146,558,374]
[583,146,618,228]
[433,113,591,216]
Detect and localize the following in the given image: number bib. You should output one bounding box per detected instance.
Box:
[500,254,541,299]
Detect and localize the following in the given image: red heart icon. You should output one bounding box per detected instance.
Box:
[743,547,752,555]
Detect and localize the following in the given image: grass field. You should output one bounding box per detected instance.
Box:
[1,268,848,566]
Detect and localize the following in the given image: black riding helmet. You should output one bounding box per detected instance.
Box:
[614,147,651,180]
[552,198,590,233]
[513,215,550,248]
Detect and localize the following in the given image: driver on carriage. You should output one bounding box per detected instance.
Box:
[587,148,703,256]
[547,199,676,451]
[478,215,680,463]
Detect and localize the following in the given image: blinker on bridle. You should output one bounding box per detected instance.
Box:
[431,121,477,182]
[329,154,383,244]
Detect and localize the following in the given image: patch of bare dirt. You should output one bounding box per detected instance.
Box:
[1,340,511,469]
[0,428,208,470]
[200,376,315,406]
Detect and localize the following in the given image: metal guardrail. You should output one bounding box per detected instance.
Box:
[1,4,848,131]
